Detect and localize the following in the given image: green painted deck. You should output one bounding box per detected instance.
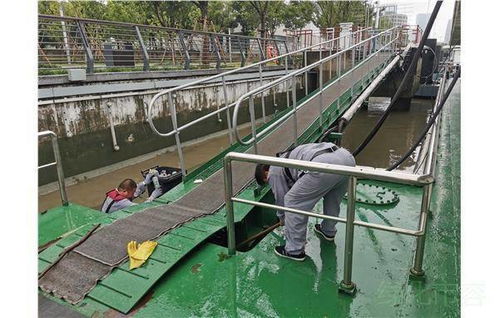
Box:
[38,56,460,317]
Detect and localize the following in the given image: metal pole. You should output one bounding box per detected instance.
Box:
[178,31,190,70]
[259,64,266,123]
[283,41,291,67]
[224,158,236,255]
[329,39,333,80]
[285,57,290,108]
[304,50,308,95]
[76,21,93,74]
[228,30,232,64]
[211,35,222,70]
[135,26,149,71]
[222,76,234,144]
[257,38,265,61]
[338,52,342,77]
[319,62,324,131]
[106,102,120,151]
[292,76,298,146]
[58,4,71,65]
[169,93,186,176]
[51,135,68,206]
[237,37,246,67]
[249,95,258,154]
[340,176,357,294]
[410,184,432,276]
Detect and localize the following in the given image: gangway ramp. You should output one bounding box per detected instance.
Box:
[39,28,401,313]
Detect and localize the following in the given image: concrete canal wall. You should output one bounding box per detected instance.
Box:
[38,68,307,186]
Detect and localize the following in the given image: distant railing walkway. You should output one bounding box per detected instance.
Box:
[38,15,290,75]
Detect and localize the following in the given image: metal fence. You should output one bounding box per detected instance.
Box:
[38,15,290,74]
[223,151,434,295]
[232,27,400,150]
[146,28,374,176]
[38,130,68,206]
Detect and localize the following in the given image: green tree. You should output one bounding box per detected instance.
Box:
[312,1,367,28]
[282,1,316,31]
[209,1,238,33]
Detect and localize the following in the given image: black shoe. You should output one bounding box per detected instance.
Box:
[274,245,306,261]
[314,224,335,241]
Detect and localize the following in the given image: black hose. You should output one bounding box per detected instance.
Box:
[352,0,443,157]
[319,125,339,143]
[386,67,460,171]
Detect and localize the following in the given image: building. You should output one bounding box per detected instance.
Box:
[383,12,408,27]
[444,19,452,44]
[416,13,430,31]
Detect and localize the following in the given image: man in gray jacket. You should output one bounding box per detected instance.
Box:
[255,142,355,261]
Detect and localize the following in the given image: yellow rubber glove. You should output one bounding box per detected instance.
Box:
[127,240,158,270]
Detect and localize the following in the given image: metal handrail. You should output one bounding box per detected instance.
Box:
[38,130,68,206]
[39,14,288,42]
[232,27,399,148]
[39,15,290,73]
[223,151,433,294]
[146,27,372,176]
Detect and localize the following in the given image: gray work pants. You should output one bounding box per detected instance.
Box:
[284,148,355,255]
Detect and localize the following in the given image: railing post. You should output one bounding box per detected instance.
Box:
[283,41,292,67]
[51,135,68,206]
[135,26,149,71]
[329,38,333,80]
[257,38,265,61]
[237,37,246,67]
[222,76,234,144]
[228,32,232,64]
[285,57,290,108]
[410,184,432,277]
[292,76,298,146]
[249,95,258,154]
[224,157,236,256]
[178,31,190,70]
[304,50,308,95]
[211,34,221,70]
[258,64,266,123]
[273,39,280,56]
[168,93,186,176]
[319,62,324,131]
[340,176,357,295]
[76,21,93,74]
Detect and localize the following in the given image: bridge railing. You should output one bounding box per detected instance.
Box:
[38,15,289,74]
[146,28,371,176]
[38,131,68,206]
[223,151,434,294]
[232,27,400,151]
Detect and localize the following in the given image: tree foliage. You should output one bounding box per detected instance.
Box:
[38,0,372,38]
[312,1,368,28]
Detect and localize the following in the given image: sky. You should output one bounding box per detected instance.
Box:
[377,0,457,42]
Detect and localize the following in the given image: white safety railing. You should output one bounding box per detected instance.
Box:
[38,130,68,206]
[232,27,400,152]
[223,151,434,294]
[146,27,374,176]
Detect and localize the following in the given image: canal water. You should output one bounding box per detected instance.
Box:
[341,98,433,172]
[38,99,433,212]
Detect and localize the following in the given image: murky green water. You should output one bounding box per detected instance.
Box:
[340,98,434,172]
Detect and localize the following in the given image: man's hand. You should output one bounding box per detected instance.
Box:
[144,169,159,185]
